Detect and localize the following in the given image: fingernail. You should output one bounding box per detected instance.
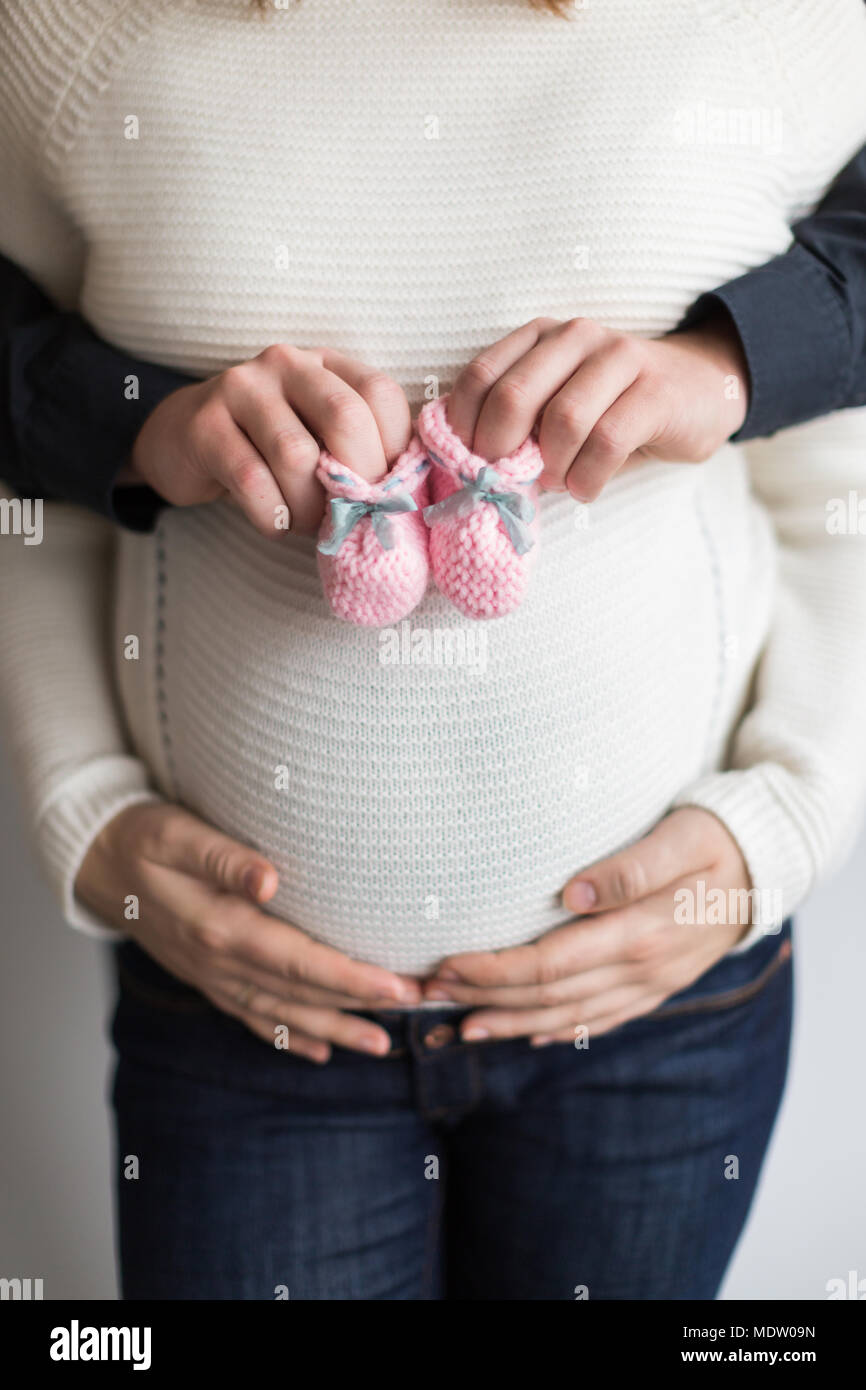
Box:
[394,980,421,1003]
[531,1035,555,1048]
[425,986,453,1001]
[564,880,597,913]
[436,967,460,982]
[243,867,263,898]
[462,1026,489,1042]
[539,474,567,493]
[360,1033,390,1056]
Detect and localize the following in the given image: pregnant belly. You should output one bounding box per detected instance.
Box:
[117,475,737,975]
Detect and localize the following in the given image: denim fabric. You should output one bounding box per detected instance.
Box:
[110,923,793,1300]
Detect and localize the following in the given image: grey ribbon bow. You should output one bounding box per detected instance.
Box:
[317,492,417,555]
[423,464,536,555]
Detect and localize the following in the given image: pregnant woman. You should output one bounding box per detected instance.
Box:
[2,0,866,1299]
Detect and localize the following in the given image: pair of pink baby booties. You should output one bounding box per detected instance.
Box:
[316,395,543,625]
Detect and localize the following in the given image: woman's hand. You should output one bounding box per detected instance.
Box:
[447,313,749,501]
[125,345,412,537]
[422,808,754,1043]
[75,802,421,1062]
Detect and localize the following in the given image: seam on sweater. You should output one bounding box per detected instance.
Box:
[693,488,728,771]
[737,1,815,164]
[41,3,136,157]
[40,0,171,186]
[154,523,178,798]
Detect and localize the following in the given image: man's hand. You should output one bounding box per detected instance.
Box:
[125,345,412,537]
[447,314,749,501]
[75,802,421,1062]
[422,808,755,1043]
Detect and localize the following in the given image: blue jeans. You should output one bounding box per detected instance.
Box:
[110,922,793,1300]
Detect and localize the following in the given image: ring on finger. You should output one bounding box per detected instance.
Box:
[236,981,256,1010]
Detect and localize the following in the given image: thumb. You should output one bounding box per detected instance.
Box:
[146,807,279,902]
[562,809,709,915]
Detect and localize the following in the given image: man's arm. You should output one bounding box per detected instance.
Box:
[0,253,192,530]
[3,138,866,523]
[680,142,866,442]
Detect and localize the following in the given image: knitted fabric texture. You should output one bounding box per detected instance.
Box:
[3,1,866,968]
[316,438,430,626]
[418,396,543,620]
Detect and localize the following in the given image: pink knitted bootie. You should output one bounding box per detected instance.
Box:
[316,436,431,626]
[417,395,543,620]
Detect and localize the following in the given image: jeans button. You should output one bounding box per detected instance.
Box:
[423,1023,456,1050]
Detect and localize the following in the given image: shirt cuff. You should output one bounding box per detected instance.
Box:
[34,756,162,939]
[672,767,817,952]
[678,244,855,442]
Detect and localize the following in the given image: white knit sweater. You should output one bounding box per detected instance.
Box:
[2,0,866,973]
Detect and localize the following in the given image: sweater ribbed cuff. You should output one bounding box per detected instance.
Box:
[34,756,162,940]
[672,767,816,952]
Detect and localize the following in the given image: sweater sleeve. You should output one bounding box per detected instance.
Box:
[673,407,866,948]
[0,6,162,936]
[0,491,161,937]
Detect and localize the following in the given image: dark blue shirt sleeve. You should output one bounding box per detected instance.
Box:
[3,137,866,504]
[0,254,192,530]
[680,141,866,442]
